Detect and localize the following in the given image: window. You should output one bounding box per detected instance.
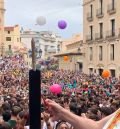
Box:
[6,37,11,41]
[100,0,103,13]
[112,0,115,10]
[8,45,11,50]
[110,44,114,60]
[111,19,115,36]
[90,26,93,40]
[99,23,103,38]
[99,46,103,61]
[90,4,93,18]
[90,47,93,61]
[50,46,54,48]
[8,31,10,34]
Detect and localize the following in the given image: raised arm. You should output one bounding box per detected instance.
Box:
[46,99,114,129]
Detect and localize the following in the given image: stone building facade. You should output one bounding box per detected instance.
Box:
[83,0,120,77]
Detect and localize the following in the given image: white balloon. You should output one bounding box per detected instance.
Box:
[36,16,46,25]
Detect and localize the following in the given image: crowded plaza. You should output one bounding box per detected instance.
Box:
[0,54,119,129]
[0,53,119,129]
[0,0,120,129]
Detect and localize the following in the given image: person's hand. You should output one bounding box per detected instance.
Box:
[45,99,64,120]
[43,112,50,123]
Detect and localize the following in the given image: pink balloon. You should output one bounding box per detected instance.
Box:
[50,86,54,93]
[50,84,62,94]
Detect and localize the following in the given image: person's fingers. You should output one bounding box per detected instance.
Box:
[45,99,54,104]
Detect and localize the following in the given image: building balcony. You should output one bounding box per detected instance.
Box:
[95,33,103,40]
[106,30,116,39]
[107,3,116,15]
[86,35,93,42]
[87,12,93,22]
[96,8,104,18]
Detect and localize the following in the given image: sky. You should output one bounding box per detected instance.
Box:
[5,0,83,39]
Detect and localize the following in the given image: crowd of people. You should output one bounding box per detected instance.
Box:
[0,55,29,129]
[0,54,119,129]
[41,70,120,129]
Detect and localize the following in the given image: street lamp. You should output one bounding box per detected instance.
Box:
[38,49,42,58]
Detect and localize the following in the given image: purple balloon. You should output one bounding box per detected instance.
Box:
[58,20,67,29]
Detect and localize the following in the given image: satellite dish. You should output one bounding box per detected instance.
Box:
[36,16,46,25]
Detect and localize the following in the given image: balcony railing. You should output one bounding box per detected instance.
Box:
[87,12,93,22]
[86,35,93,42]
[107,3,116,15]
[96,8,104,18]
[106,30,116,39]
[95,33,103,40]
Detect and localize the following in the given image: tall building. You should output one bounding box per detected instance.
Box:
[83,0,120,77]
[0,0,5,56]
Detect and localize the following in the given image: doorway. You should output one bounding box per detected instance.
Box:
[78,62,83,72]
[110,69,115,77]
[98,68,103,76]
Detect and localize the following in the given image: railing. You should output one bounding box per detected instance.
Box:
[87,12,93,22]
[86,35,93,42]
[95,33,103,40]
[106,30,116,39]
[96,8,104,18]
[107,3,116,14]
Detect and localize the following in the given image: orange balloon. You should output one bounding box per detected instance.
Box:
[102,70,110,78]
[63,56,69,61]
